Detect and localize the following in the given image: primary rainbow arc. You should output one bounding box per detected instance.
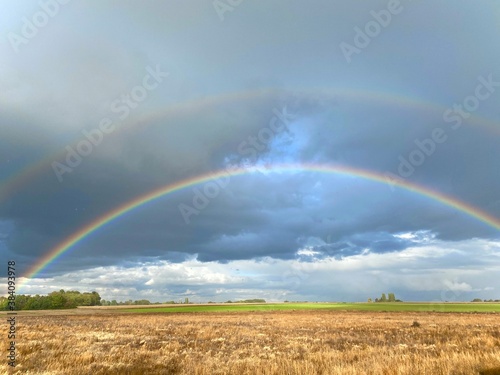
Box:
[19,163,500,291]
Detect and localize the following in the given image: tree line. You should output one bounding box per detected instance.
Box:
[0,290,101,310]
[100,298,191,305]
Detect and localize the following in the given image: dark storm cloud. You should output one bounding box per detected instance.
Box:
[1,1,498,302]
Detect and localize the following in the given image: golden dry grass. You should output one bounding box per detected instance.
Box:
[2,310,500,374]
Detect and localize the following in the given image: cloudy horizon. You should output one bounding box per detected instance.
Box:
[1,1,499,303]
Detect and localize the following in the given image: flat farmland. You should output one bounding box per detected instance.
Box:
[118,302,500,314]
[2,308,500,375]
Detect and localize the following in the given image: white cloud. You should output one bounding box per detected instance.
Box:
[11,238,499,303]
[393,231,436,243]
[296,247,321,257]
[443,280,474,292]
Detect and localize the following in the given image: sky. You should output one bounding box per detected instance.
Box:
[1,0,499,303]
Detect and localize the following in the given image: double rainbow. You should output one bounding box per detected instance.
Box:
[4,88,498,290]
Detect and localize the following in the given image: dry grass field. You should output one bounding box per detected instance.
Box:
[2,310,500,375]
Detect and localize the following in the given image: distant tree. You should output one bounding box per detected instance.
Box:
[91,291,101,306]
[49,292,65,309]
[375,298,379,303]
[25,295,40,310]
[367,298,373,303]
[185,298,189,304]
[471,298,482,302]
[134,299,151,305]
[380,293,387,302]
[16,295,29,310]
[388,293,396,302]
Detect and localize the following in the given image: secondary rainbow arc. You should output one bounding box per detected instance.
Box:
[2,87,499,204]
